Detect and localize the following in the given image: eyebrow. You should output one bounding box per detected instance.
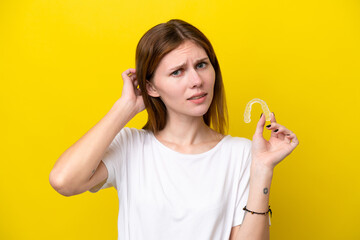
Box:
[168,57,209,71]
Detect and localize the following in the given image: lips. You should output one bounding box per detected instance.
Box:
[187,93,207,100]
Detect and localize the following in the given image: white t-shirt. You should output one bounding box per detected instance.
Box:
[91,127,255,240]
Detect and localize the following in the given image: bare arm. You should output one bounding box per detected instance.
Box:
[231,112,299,240]
[49,68,144,196]
[231,167,272,240]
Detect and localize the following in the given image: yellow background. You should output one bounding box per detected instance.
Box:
[1,0,359,239]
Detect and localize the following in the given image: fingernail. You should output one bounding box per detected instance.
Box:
[274,129,279,132]
[266,124,271,128]
[260,113,263,119]
[272,112,275,117]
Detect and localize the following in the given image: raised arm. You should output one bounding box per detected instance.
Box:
[49,68,144,196]
[231,112,299,240]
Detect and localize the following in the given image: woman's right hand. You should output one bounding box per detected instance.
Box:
[119,68,145,114]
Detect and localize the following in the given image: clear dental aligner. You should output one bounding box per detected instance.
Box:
[244,98,271,123]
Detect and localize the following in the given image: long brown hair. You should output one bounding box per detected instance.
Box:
[136,19,228,134]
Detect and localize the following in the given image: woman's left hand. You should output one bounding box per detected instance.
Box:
[251,112,299,171]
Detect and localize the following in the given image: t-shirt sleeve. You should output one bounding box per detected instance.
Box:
[90,127,131,193]
[232,139,252,227]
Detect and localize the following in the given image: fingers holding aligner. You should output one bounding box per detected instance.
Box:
[267,123,282,139]
[267,123,293,141]
[266,113,298,145]
[267,112,280,138]
[286,132,299,146]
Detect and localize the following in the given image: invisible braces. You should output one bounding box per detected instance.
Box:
[244,98,271,123]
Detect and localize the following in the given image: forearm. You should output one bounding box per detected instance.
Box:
[50,99,137,194]
[236,164,273,240]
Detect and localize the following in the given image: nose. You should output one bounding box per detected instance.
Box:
[189,68,203,88]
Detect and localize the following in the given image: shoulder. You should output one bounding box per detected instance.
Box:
[114,127,152,145]
[224,135,253,171]
[117,127,150,138]
[223,135,252,151]
[221,135,252,164]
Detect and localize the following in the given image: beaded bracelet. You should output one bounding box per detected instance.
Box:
[243,205,272,218]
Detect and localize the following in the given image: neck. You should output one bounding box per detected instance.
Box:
[155,112,214,146]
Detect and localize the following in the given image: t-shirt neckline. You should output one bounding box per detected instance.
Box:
[150,131,230,158]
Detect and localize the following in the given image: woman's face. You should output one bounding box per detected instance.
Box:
[147,40,216,119]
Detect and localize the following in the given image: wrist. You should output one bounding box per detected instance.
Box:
[113,98,138,119]
[250,160,274,179]
[107,99,138,131]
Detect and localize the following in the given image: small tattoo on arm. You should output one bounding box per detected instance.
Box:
[263,188,268,194]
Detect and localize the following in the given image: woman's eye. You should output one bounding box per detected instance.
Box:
[171,63,207,77]
[171,69,181,76]
[197,62,207,69]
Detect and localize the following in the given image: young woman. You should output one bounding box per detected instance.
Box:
[50,19,299,240]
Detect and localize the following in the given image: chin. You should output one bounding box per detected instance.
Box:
[190,106,211,117]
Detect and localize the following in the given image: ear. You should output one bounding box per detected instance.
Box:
[146,80,160,97]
